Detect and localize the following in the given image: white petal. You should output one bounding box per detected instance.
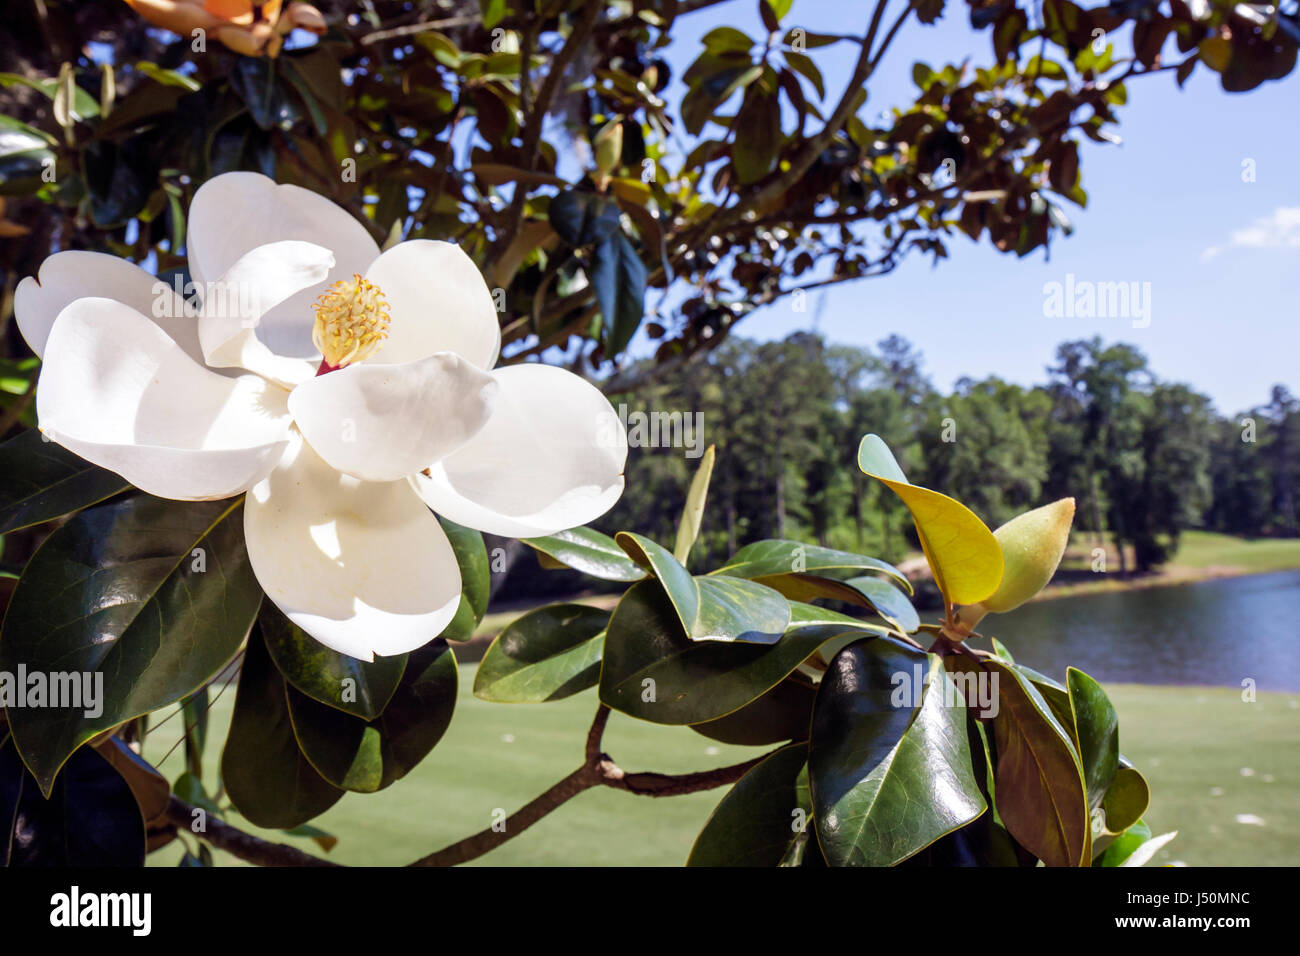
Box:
[363,240,501,369]
[198,239,333,387]
[289,352,498,482]
[187,172,380,358]
[245,433,462,660]
[14,251,204,364]
[410,364,626,537]
[37,298,293,500]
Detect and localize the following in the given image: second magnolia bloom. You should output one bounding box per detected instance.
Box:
[16,172,627,660]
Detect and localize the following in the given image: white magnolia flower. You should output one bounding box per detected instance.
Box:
[15,172,627,660]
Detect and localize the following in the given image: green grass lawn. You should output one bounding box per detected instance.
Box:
[142,666,1300,867]
[1166,530,1300,573]
[1059,529,1300,576]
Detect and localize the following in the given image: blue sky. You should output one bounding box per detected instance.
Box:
[649,0,1300,416]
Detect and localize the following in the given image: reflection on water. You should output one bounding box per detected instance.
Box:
[978,570,1300,692]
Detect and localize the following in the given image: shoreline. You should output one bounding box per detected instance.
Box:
[1031,561,1300,603]
[880,544,1300,614]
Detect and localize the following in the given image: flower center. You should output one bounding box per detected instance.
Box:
[312,274,391,373]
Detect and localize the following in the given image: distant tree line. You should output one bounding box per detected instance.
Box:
[594,332,1300,575]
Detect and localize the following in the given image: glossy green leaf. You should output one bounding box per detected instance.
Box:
[83,137,155,227]
[785,51,826,98]
[904,816,1026,866]
[810,640,986,866]
[687,743,812,866]
[222,632,344,829]
[591,231,647,357]
[990,637,1015,662]
[600,583,886,724]
[180,685,208,776]
[1067,667,1119,810]
[285,640,457,793]
[134,61,202,91]
[261,602,406,720]
[712,538,911,594]
[0,113,55,194]
[179,845,215,867]
[437,517,490,642]
[0,429,130,535]
[749,572,918,635]
[0,72,100,121]
[482,0,506,29]
[751,573,863,607]
[841,575,921,633]
[930,717,1027,866]
[1014,662,1073,729]
[229,57,298,130]
[2,495,261,795]
[548,189,621,247]
[618,531,696,601]
[1101,765,1151,835]
[733,84,781,184]
[522,527,646,581]
[1094,818,1150,866]
[673,444,716,564]
[474,604,608,702]
[0,737,144,866]
[702,26,755,53]
[619,532,790,643]
[172,770,221,817]
[282,822,339,853]
[691,675,815,745]
[984,659,1090,866]
[693,575,790,644]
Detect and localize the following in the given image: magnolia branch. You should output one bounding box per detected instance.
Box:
[685,0,914,247]
[159,706,777,868]
[162,796,340,868]
[494,0,604,256]
[409,705,778,867]
[358,0,728,46]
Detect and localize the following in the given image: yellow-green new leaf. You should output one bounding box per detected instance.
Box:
[857,434,1003,606]
[980,497,1075,613]
[674,444,716,564]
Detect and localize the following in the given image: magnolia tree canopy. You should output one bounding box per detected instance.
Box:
[2,0,1295,380]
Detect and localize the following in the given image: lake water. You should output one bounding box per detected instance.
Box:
[981,570,1300,692]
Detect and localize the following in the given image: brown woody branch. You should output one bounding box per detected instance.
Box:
[358,0,727,47]
[163,796,341,867]
[159,706,777,868]
[684,1,914,247]
[494,0,604,256]
[409,705,781,867]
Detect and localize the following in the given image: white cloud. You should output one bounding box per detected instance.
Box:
[1201,205,1300,261]
[1230,206,1300,248]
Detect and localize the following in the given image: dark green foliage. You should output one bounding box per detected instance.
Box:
[603,331,1295,578]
